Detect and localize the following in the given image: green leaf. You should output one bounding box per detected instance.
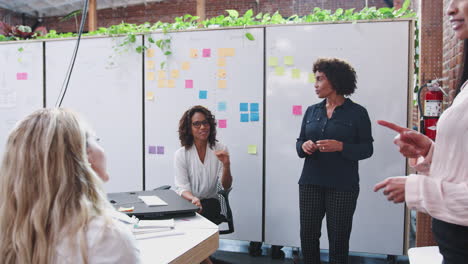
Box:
[160,61,166,69]
[245,32,255,41]
[226,9,239,18]
[59,9,82,22]
[136,46,144,53]
[18,47,24,52]
[164,51,172,56]
[244,9,253,19]
[148,37,155,43]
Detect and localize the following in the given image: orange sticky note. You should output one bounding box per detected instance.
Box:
[158,80,167,88]
[168,79,175,88]
[217,58,226,67]
[225,48,235,57]
[147,49,155,58]
[146,91,154,101]
[218,69,226,79]
[182,61,190,70]
[171,70,179,79]
[218,80,227,89]
[190,49,198,58]
[147,60,155,70]
[147,72,155,81]
[158,70,167,80]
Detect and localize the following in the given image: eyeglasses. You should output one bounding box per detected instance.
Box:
[192,120,210,128]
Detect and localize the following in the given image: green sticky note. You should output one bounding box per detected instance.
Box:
[292,69,301,79]
[268,57,278,67]
[248,145,257,154]
[308,73,316,83]
[284,56,294,66]
[275,66,285,76]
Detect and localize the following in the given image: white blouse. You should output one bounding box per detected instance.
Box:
[54,211,141,263]
[174,142,227,199]
[406,85,468,226]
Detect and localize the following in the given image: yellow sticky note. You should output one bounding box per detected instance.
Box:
[146,91,154,101]
[284,56,294,66]
[158,70,166,80]
[217,58,226,67]
[190,49,198,58]
[218,48,226,57]
[248,145,257,155]
[308,73,316,83]
[182,61,190,70]
[275,67,285,76]
[147,48,155,58]
[292,69,301,79]
[167,79,175,88]
[147,72,155,81]
[218,69,226,79]
[268,57,278,67]
[147,60,155,70]
[158,80,167,88]
[218,80,227,89]
[171,70,179,79]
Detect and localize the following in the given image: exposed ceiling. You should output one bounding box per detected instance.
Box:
[0,0,164,17]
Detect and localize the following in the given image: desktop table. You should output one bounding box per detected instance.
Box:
[136,213,219,264]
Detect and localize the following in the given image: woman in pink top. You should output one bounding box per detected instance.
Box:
[374,1,468,263]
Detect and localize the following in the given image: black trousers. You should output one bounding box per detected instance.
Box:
[299,184,359,264]
[432,218,468,264]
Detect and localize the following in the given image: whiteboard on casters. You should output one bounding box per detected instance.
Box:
[144,28,264,241]
[45,36,143,193]
[265,21,410,255]
[0,41,43,160]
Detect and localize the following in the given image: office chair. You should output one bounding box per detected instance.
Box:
[153,185,234,234]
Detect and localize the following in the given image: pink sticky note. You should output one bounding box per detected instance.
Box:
[185,80,193,88]
[293,105,302,115]
[202,48,211,58]
[218,119,227,128]
[16,72,28,80]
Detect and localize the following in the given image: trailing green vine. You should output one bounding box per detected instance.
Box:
[0,0,416,71]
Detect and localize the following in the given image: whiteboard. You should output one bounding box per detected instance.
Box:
[144,28,264,241]
[0,41,43,160]
[45,36,143,193]
[265,21,410,255]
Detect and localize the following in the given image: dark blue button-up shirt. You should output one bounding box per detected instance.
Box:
[296,98,374,190]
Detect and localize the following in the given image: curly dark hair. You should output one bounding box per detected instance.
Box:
[313,58,357,96]
[178,105,217,149]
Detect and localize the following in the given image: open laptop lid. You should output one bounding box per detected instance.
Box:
[108,190,199,219]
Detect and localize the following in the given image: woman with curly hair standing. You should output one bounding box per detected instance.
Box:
[175,105,232,218]
[296,58,374,264]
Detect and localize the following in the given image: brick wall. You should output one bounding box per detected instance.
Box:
[443,0,464,105]
[39,0,390,33]
[0,7,36,27]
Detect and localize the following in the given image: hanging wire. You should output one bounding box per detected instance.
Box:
[55,0,90,107]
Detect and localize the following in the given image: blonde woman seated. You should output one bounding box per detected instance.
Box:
[0,108,141,264]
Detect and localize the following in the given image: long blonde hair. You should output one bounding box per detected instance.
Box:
[0,108,111,264]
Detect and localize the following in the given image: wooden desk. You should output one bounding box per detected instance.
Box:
[137,214,219,264]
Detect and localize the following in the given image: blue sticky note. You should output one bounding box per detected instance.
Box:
[218,101,227,112]
[240,113,249,122]
[250,112,259,122]
[240,103,248,112]
[199,90,207,99]
[250,103,259,112]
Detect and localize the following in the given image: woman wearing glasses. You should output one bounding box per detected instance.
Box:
[175,105,232,222]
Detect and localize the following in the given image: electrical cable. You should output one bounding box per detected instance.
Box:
[55,0,89,107]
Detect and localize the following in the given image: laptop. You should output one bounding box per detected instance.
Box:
[108,190,199,219]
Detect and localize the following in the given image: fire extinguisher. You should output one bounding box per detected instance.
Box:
[417,80,445,140]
